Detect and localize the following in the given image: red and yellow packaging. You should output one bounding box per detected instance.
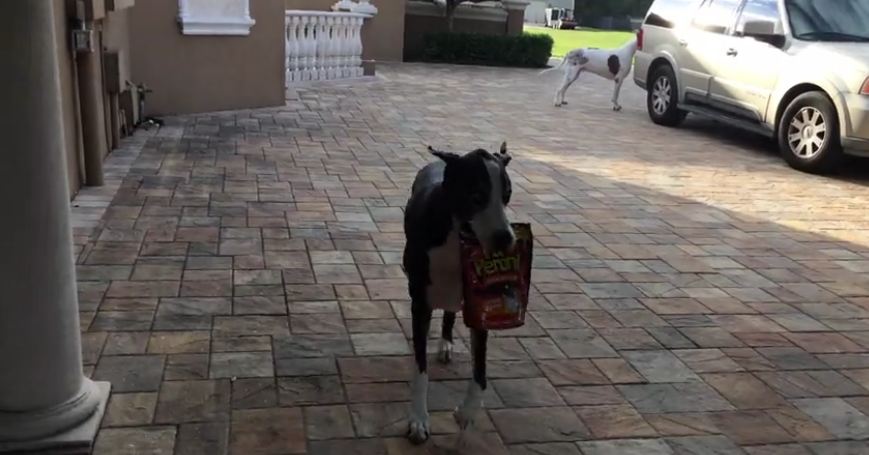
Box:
[460,223,533,331]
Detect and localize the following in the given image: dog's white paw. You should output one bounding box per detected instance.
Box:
[454,402,481,432]
[408,371,430,444]
[407,415,431,445]
[454,381,484,431]
[437,339,453,364]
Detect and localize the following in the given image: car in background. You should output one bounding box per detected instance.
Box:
[545,8,577,29]
[634,0,869,173]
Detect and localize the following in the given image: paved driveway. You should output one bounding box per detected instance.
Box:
[78,62,869,454]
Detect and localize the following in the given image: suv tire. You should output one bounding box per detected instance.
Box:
[778,91,844,174]
[647,64,687,127]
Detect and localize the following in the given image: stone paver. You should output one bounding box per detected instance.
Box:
[75,62,869,453]
[93,427,176,455]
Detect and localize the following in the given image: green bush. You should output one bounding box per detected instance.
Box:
[419,32,554,68]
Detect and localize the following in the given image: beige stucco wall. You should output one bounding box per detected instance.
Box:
[103,7,135,152]
[51,0,136,195]
[361,0,405,61]
[129,0,286,115]
[285,0,404,61]
[104,7,132,79]
[105,10,130,63]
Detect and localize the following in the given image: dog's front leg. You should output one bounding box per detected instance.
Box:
[455,328,488,431]
[408,299,433,445]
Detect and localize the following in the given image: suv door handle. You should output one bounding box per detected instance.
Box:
[678,39,688,47]
[726,48,738,56]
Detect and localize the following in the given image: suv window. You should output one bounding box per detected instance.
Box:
[735,0,782,35]
[787,0,869,42]
[645,0,702,28]
[692,0,742,34]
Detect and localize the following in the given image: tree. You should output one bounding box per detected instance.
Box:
[443,0,493,32]
[573,0,652,25]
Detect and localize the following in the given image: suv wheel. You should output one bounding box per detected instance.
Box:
[778,92,844,174]
[647,64,687,127]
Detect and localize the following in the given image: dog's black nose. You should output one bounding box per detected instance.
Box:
[492,229,515,252]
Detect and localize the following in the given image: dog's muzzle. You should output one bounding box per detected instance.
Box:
[492,229,516,253]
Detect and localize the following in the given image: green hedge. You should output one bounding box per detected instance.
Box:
[419,32,554,68]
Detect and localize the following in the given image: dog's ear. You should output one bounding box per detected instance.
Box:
[498,142,512,167]
[428,146,461,163]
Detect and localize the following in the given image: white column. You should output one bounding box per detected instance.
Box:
[0,2,109,452]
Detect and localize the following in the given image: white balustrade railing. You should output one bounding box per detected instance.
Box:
[285,10,368,85]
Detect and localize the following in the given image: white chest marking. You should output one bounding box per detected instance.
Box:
[426,228,462,312]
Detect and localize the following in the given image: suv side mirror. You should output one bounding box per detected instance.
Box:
[741,19,786,48]
[743,20,776,36]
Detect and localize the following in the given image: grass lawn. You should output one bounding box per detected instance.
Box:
[525,25,636,58]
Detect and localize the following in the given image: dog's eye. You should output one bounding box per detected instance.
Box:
[471,192,486,206]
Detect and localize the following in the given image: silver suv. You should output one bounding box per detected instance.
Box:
[634,0,869,173]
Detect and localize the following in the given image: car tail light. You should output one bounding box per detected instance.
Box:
[862,77,869,95]
[637,28,644,51]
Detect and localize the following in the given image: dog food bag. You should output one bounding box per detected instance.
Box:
[460,223,533,331]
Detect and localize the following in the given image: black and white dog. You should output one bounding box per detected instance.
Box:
[540,38,638,111]
[403,143,515,444]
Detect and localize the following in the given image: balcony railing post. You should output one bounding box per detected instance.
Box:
[353,16,363,77]
[285,10,371,84]
[339,16,350,78]
[303,17,315,81]
[286,15,299,85]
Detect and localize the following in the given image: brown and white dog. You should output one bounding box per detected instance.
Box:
[403,143,515,445]
[541,38,638,111]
